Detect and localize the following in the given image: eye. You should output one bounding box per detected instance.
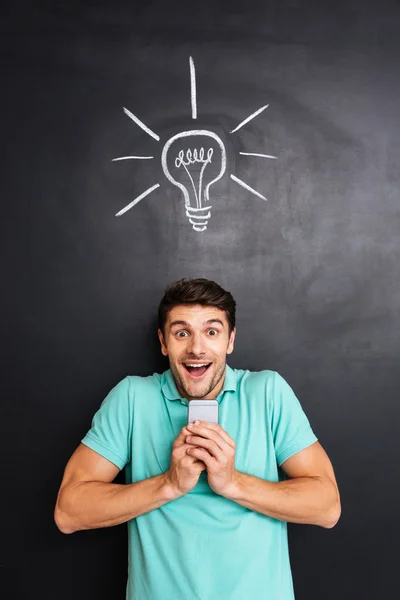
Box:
[176,330,189,338]
[207,329,218,336]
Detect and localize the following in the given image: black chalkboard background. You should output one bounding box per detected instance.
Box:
[2,1,399,598]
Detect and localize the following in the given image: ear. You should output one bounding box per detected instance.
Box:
[226,328,236,355]
[158,329,169,357]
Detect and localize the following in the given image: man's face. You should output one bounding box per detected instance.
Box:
[158,304,236,400]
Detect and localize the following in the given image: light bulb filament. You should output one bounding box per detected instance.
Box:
[174,147,213,168]
[173,147,214,209]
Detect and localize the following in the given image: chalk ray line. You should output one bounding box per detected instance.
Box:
[240,152,277,159]
[230,105,269,134]
[115,184,160,216]
[112,156,154,161]
[230,174,267,201]
[189,56,197,120]
[123,107,160,141]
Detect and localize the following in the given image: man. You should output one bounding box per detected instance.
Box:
[55,278,340,600]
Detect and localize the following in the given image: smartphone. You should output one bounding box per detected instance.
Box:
[188,400,218,424]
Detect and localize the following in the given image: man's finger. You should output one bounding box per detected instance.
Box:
[187,446,214,469]
[182,447,208,467]
[173,426,192,448]
[172,437,209,463]
[186,435,225,461]
[187,422,235,450]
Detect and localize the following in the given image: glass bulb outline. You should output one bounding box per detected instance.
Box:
[161,130,226,210]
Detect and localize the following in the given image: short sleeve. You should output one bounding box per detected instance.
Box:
[81,377,133,470]
[271,372,318,466]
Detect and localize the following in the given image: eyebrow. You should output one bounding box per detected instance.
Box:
[169,319,225,329]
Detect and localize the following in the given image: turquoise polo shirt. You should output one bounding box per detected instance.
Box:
[82,366,317,600]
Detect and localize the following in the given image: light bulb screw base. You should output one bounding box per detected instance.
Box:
[186,205,212,232]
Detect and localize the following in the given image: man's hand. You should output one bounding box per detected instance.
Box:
[185,421,238,496]
[164,426,207,497]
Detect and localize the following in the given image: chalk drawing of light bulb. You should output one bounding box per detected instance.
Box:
[112,56,277,230]
[161,130,226,232]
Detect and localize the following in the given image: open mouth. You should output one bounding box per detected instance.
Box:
[183,363,212,378]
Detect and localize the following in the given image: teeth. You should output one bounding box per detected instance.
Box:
[185,363,209,368]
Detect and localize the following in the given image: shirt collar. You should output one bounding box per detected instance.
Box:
[161,364,237,405]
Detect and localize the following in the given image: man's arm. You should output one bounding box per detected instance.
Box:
[54,444,177,534]
[54,424,207,534]
[225,441,341,529]
[185,423,341,529]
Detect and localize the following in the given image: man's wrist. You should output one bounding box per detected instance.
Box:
[223,470,246,501]
[159,473,184,502]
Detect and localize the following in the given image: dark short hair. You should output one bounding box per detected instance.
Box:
[158,278,236,335]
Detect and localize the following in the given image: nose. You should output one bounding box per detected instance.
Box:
[186,332,207,357]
